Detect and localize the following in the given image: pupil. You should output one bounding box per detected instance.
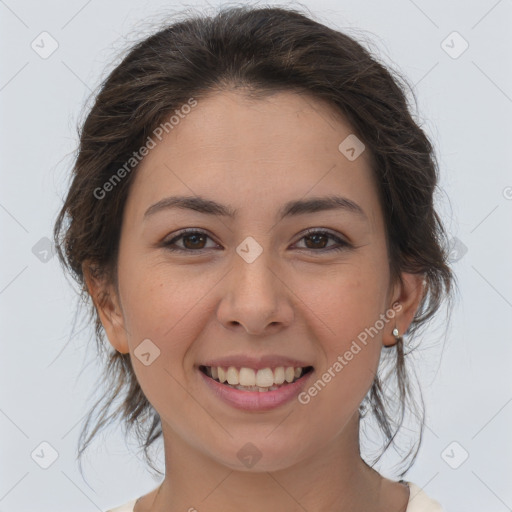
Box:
[306,234,326,249]
[184,234,205,249]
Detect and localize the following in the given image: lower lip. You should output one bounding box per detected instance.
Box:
[198,368,313,411]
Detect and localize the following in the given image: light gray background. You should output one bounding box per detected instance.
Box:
[1,0,511,511]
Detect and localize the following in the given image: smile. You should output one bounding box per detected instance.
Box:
[198,364,315,411]
[199,365,314,391]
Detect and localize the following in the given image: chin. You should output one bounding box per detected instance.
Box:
[205,435,311,473]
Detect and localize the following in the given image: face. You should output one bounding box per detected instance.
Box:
[91,90,422,472]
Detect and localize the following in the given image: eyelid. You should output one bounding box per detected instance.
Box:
[162,228,219,249]
[297,227,348,243]
[162,227,351,253]
[292,227,350,251]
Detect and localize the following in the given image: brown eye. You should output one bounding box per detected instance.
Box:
[303,232,329,249]
[181,232,208,250]
[163,229,217,252]
[162,228,350,254]
[295,229,350,253]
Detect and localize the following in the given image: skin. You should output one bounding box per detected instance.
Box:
[85,90,424,512]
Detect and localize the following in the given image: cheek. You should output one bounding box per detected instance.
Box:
[118,263,220,388]
[119,269,209,417]
[296,260,389,344]
[119,264,203,341]
[292,261,387,397]
[296,275,384,429]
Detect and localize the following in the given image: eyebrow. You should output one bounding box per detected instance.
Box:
[143,194,368,222]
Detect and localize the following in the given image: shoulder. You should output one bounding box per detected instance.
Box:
[105,498,138,512]
[405,481,445,512]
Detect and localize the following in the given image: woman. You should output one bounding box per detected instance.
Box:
[54,5,455,511]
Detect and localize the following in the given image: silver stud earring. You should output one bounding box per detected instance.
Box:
[385,326,402,348]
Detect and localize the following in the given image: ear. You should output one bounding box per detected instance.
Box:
[82,261,130,354]
[383,272,426,347]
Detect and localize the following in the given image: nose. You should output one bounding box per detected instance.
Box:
[216,250,294,336]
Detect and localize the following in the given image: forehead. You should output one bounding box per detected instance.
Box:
[124,89,381,227]
[152,89,366,163]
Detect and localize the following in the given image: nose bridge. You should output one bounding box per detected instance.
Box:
[218,236,293,334]
[232,238,279,307]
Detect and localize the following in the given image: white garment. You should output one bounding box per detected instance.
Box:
[105,480,444,511]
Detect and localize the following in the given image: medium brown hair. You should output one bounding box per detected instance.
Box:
[53,4,456,478]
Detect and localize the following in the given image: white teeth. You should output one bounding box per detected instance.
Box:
[239,367,256,386]
[204,365,309,389]
[274,366,285,384]
[256,368,274,387]
[226,366,239,385]
[217,366,227,383]
[285,367,295,383]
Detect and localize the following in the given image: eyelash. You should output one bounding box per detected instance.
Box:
[161,228,350,254]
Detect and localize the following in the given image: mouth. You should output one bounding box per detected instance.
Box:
[199,364,314,392]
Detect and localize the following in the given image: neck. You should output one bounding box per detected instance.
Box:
[143,413,394,512]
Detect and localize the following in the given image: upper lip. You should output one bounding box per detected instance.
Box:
[199,355,314,371]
